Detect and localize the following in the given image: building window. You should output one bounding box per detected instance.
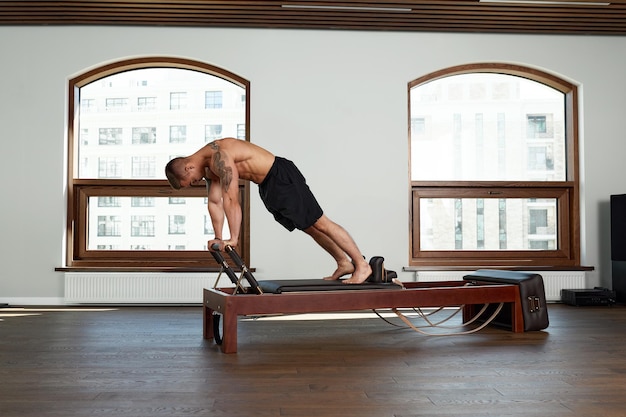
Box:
[131,156,156,178]
[169,125,186,144]
[528,115,547,134]
[131,215,155,237]
[80,129,89,146]
[529,208,549,235]
[205,124,223,142]
[137,97,156,111]
[476,198,485,250]
[528,145,554,171]
[168,215,186,234]
[169,92,187,110]
[498,198,507,250]
[409,63,580,267]
[411,117,426,136]
[205,91,223,109]
[99,128,123,145]
[66,57,250,268]
[98,216,121,237]
[81,99,96,113]
[131,197,155,207]
[98,157,122,178]
[237,124,246,140]
[204,215,214,235]
[98,196,121,207]
[132,127,156,144]
[105,98,129,112]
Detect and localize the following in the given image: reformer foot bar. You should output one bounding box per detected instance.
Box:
[204,247,545,353]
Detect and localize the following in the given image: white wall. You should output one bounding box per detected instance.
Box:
[1,26,625,304]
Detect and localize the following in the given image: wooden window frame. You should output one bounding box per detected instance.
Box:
[408,63,580,268]
[65,57,250,270]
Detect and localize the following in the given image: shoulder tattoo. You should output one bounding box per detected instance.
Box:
[212,151,233,190]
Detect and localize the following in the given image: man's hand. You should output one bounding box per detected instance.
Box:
[208,239,224,251]
[208,238,237,252]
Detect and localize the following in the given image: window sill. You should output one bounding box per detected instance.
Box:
[402,265,594,272]
[55,266,255,273]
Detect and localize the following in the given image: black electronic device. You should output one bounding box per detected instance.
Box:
[561,288,616,306]
[611,194,626,303]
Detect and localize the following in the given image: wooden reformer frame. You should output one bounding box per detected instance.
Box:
[203,282,523,353]
[203,247,524,354]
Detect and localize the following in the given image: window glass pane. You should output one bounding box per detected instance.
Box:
[78,68,245,179]
[410,73,565,181]
[419,198,557,251]
[205,91,223,109]
[86,196,230,251]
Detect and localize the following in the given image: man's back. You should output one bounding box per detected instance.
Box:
[210,138,276,184]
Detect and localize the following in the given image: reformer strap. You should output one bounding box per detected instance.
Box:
[374,302,504,336]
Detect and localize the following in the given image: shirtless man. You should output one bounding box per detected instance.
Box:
[164,137,372,284]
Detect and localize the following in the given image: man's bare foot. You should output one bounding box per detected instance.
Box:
[343,262,373,284]
[323,259,355,280]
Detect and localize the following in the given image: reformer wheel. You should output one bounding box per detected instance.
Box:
[212,313,223,345]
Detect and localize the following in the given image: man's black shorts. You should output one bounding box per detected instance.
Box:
[258,157,323,231]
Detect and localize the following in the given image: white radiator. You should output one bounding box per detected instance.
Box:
[64,272,222,304]
[65,270,586,304]
[414,270,586,302]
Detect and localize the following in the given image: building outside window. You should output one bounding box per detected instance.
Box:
[169,125,186,144]
[409,63,580,267]
[131,215,155,237]
[97,157,122,178]
[205,91,223,109]
[132,127,156,144]
[205,124,223,142]
[131,156,156,178]
[169,92,187,110]
[98,216,121,237]
[98,196,121,207]
[236,124,246,140]
[66,58,250,268]
[168,215,186,234]
[105,98,129,112]
[131,197,155,207]
[528,115,547,137]
[99,128,123,145]
[169,197,186,205]
[81,98,96,113]
[137,96,156,111]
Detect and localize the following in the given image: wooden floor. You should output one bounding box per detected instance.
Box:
[1,303,625,417]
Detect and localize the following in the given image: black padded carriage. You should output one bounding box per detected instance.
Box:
[210,245,401,294]
[258,279,402,294]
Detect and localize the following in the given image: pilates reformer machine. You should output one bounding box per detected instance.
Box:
[203,246,549,353]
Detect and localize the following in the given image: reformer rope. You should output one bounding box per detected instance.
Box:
[213,302,504,345]
[372,306,460,328]
[373,302,504,336]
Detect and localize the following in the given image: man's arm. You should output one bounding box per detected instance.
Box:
[208,149,242,250]
[206,178,225,240]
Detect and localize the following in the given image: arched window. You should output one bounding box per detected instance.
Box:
[409,63,579,268]
[66,57,250,268]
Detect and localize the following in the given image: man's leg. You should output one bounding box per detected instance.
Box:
[304,215,372,283]
[306,226,355,280]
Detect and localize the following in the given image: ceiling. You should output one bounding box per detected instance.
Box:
[2,0,626,36]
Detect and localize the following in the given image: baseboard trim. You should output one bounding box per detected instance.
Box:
[0,297,66,306]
